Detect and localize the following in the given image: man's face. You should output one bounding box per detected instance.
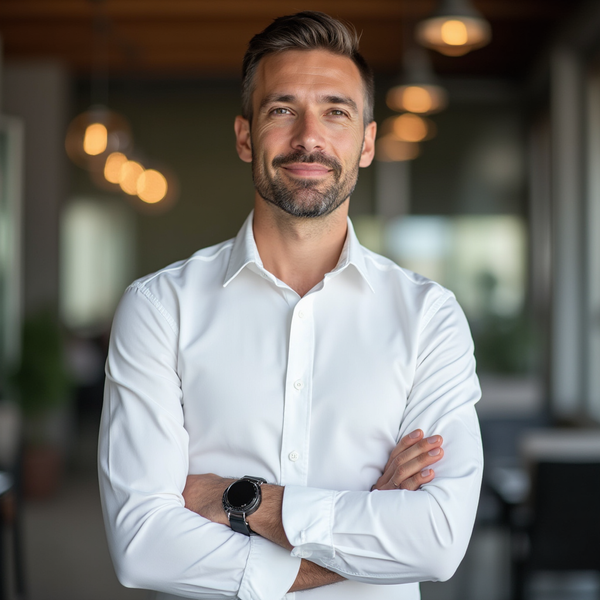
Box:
[235,49,376,219]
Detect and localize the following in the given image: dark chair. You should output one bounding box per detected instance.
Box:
[511,461,600,600]
[0,401,27,600]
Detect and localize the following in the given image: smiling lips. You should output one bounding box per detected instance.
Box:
[282,163,331,177]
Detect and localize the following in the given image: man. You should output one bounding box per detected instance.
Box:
[99,11,483,600]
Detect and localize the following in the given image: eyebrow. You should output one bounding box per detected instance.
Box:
[259,93,359,114]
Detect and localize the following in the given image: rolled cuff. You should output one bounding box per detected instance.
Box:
[238,535,301,600]
[282,485,337,561]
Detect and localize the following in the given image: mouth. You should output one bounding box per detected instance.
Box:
[281,163,332,178]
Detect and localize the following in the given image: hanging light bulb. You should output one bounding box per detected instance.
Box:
[125,162,179,215]
[137,169,169,204]
[381,114,437,143]
[386,47,448,115]
[65,106,132,169]
[119,160,144,195]
[103,152,128,184]
[416,0,491,57]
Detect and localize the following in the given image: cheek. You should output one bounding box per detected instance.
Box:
[253,128,286,159]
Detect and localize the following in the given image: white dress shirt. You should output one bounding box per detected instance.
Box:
[99,211,483,600]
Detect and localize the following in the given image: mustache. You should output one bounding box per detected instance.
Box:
[272,151,342,176]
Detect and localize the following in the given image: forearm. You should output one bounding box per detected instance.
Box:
[290,560,345,592]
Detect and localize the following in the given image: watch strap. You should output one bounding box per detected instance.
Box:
[229,512,253,535]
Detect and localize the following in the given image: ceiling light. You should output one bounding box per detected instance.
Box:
[137,169,168,204]
[416,0,491,57]
[65,107,131,168]
[119,160,144,195]
[381,114,437,143]
[103,152,128,184]
[386,48,448,115]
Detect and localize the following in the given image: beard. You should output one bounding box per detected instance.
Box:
[252,148,361,219]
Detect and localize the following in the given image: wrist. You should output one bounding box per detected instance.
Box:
[247,484,291,549]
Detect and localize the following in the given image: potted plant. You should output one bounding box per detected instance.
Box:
[11,310,72,498]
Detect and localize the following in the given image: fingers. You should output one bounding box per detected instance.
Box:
[380,433,443,484]
[384,431,443,472]
[380,467,437,491]
[374,433,444,491]
[384,429,423,471]
[378,447,443,491]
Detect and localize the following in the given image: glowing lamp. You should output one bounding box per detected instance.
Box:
[381,114,437,143]
[119,160,144,195]
[66,107,131,168]
[416,0,491,57]
[103,152,128,184]
[386,84,447,115]
[137,169,168,204]
[387,47,448,115]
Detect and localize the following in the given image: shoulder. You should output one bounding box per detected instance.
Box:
[360,245,454,327]
[118,238,235,329]
[131,238,234,296]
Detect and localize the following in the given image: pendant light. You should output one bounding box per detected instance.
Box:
[65,106,132,169]
[381,114,437,143]
[386,47,448,115]
[416,0,491,57]
[65,0,177,213]
[65,2,132,169]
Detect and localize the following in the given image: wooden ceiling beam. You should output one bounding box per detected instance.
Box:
[0,0,570,21]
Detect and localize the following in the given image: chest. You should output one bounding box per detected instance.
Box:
[177,276,419,485]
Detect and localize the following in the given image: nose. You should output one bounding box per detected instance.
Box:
[291,111,326,153]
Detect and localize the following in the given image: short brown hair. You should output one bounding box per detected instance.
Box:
[241,11,374,125]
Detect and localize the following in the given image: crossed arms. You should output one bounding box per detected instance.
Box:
[182,430,445,593]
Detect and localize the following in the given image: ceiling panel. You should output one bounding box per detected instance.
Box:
[0,0,583,79]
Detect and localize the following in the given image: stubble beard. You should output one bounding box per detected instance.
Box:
[252,148,361,219]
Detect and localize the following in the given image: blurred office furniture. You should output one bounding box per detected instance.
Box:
[491,429,600,600]
[0,402,27,600]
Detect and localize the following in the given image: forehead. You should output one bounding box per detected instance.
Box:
[253,49,364,110]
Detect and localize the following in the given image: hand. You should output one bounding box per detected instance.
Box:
[182,473,234,526]
[371,429,443,491]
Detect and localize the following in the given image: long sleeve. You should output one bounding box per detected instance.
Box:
[98,285,301,600]
[281,294,483,584]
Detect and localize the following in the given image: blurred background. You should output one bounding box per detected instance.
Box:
[1,0,600,599]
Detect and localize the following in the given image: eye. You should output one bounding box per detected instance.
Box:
[271,107,292,115]
[329,109,347,117]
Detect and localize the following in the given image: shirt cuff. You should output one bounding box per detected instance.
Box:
[282,485,337,561]
[238,535,301,600]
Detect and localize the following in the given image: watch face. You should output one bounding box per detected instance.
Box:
[227,479,256,508]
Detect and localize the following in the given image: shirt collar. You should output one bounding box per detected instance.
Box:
[223,210,374,293]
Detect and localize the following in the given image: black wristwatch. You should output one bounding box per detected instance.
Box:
[222,476,267,536]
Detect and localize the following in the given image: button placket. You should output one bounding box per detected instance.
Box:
[279,297,315,486]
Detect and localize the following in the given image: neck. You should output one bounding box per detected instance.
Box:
[252,195,349,297]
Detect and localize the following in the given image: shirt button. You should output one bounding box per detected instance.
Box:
[298,310,305,319]
[289,451,299,462]
[294,380,304,390]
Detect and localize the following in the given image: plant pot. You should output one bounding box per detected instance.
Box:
[22,445,64,499]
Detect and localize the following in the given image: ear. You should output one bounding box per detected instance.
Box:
[234,115,252,163]
[359,121,377,168]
